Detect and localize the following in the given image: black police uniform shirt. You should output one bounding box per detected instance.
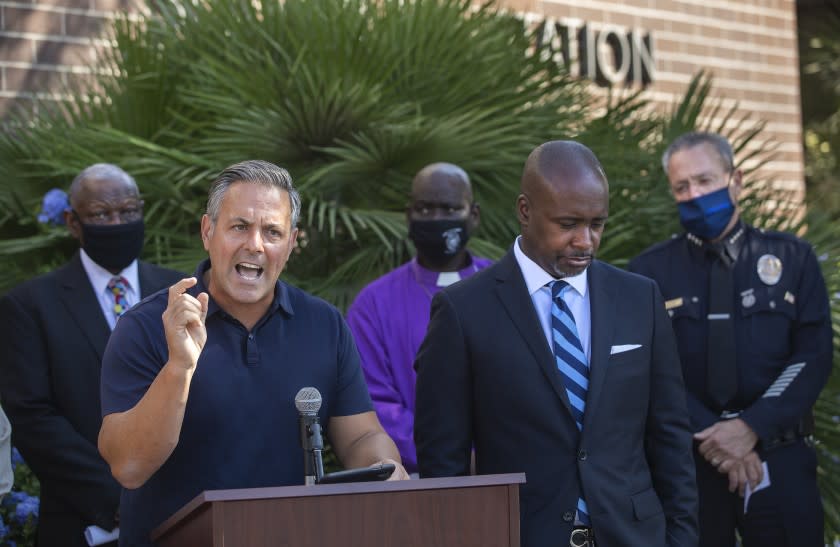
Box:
[628,221,832,445]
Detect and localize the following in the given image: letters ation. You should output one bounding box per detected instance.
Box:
[531,16,655,87]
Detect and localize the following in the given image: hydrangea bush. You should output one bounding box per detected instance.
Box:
[0,448,39,547]
[36,189,68,226]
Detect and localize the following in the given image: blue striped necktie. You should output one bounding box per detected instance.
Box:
[551,280,590,525]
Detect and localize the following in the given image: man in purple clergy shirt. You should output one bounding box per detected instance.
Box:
[346,163,492,473]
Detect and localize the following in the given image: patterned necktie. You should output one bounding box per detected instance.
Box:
[107,276,130,320]
[550,280,591,525]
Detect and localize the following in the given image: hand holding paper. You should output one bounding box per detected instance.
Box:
[743,461,770,513]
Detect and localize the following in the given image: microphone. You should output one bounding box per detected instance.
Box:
[295,387,325,485]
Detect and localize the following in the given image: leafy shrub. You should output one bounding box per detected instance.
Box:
[0,0,837,540]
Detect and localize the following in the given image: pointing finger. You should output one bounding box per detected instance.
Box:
[168,277,198,305]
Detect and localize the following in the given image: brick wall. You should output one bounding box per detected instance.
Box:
[503,0,805,198]
[0,0,141,116]
[0,0,804,197]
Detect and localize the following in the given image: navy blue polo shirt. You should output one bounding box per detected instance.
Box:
[100,259,373,547]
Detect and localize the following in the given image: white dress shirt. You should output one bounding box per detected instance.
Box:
[512,236,591,363]
[80,250,140,330]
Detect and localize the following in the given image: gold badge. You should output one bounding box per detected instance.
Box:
[757,254,782,286]
[784,291,796,304]
[665,297,684,310]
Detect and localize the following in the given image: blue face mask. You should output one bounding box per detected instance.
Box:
[677,186,735,240]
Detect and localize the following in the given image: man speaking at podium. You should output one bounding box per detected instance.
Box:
[99,160,408,546]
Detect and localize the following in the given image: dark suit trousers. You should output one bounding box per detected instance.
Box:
[36,510,116,547]
[696,439,822,547]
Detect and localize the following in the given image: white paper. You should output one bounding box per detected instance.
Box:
[743,461,770,513]
[85,525,119,546]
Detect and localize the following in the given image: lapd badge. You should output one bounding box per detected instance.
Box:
[741,288,755,308]
[757,254,782,286]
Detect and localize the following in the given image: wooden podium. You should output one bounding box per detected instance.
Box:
[152,473,525,547]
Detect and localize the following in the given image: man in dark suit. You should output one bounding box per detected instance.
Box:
[0,164,183,547]
[415,141,699,547]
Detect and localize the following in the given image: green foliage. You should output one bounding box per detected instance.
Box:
[0,0,838,540]
[0,0,592,308]
[806,211,840,539]
[798,6,840,216]
[797,16,840,532]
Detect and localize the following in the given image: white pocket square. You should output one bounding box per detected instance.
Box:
[610,344,642,355]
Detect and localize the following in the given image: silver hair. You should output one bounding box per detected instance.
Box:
[69,163,138,204]
[206,160,301,228]
[661,131,735,174]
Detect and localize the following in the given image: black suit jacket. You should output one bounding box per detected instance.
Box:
[0,253,182,547]
[415,251,698,547]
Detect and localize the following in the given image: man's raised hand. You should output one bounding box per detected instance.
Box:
[162,277,209,370]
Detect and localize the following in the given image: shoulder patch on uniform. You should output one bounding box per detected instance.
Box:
[754,227,802,244]
[749,225,814,257]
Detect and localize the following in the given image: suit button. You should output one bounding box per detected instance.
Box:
[578,449,588,461]
[563,511,574,522]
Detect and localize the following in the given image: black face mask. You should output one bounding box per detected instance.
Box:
[80,219,145,272]
[408,219,470,267]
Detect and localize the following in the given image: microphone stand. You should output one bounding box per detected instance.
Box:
[299,414,325,485]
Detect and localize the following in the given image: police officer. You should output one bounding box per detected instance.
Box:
[629,131,832,547]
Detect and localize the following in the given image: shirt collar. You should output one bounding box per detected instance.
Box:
[192,258,294,319]
[513,236,588,297]
[80,249,139,295]
[411,254,479,287]
[717,220,746,264]
[686,220,746,265]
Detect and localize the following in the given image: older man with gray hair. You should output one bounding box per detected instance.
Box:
[0,163,183,546]
[629,132,831,547]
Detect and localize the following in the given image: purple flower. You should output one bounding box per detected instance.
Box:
[10,447,23,468]
[12,496,38,525]
[0,513,8,539]
[3,491,27,507]
[37,188,69,225]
